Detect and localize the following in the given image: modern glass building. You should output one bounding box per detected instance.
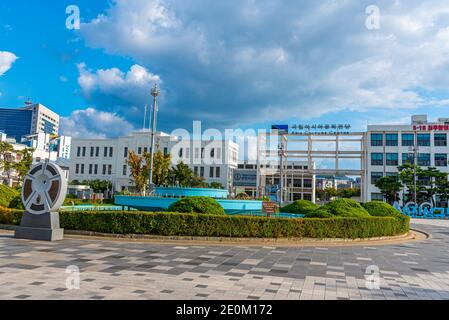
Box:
[0,103,59,143]
[0,108,33,142]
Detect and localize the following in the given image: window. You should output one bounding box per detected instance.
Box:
[82,147,86,157]
[200,167,204,177]
[144,147,148,154]
[194,167,198,175]
[402,133,415,146]
[201,148,205,159]
[435,154,448,167]
[179,148,183,158]
[371,133,383,146]
[238,164,244,169]
[123,165,127,176]
[103,165,107,175]
[104,147,108,157]
[435,133,447,147]
[210,148,215,158]
[95,147,100,157]
[216,167,221,178]
[94,164,98,175]
[371,153,383,166]
[77,147,81,157]
[164,147,168,155]
[402,153,414,165]
[108,165,112,175]
[90,147,94,157]
[89,164,93,175]
[386,153,398,166]
[75,164,80,174]
[80,164,85,174]
[371,172,383,185]
[418,153,431,166]
[124,147,128,158]
[386,172,398,179]
[386,133,398,146]
[109,147,113,157]
[417,133,430,147]
[210,167,214,178]
[371,193,384,201]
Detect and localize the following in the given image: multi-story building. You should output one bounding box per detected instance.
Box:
[364,115,449,203]
[0,102,59,143]
[235,161,316,202]
[69,131,239,192]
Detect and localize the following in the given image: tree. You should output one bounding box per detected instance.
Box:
[191,175,209,188]
[337,188,361,199]
[210,182,224,189]
[150,150,171,186]
[13,148,34,184]
[398,163,423,203]
[169,161,194,187]
[127,151,149,194]
[87,180,112,193]
[375,176,402,204]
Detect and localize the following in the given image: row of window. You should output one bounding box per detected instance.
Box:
[75,164,112,175]
[371,133,447,147]
[372,171,440,185]
[237,164,309,170]
[123,147,169,157]
[76,146,114,158]
[371,153,448,167]
[193,166,221,178]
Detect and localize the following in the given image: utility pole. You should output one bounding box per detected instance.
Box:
[278,138,285,205]
[148,84,160,191]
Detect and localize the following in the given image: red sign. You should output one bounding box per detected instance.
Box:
[262,202,278,214]
[413,125,449,131]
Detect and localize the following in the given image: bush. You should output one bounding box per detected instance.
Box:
[235,193,251,200]
[306,199,370,218]
[304,206,334,218]
[0,185,19,208]
[168,197,225,215]
[0,207,410,239]
[363,201,403,218]
[0,206,24,225]
[58,211,408,239]
[281,200,318,215]
[8,195,24,210]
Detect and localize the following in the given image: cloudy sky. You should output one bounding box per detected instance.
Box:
[1,0,449,139]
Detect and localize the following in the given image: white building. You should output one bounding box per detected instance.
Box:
[69,131,239,192]
[364,115,449,203]
[23,102,60,137]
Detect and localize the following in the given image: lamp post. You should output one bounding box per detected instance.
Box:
[148,84,160,192]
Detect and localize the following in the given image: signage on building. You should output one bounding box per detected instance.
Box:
[233,170,257,187]
[413,125,449,131]
[289,123,352,135]
[272,125,289,134]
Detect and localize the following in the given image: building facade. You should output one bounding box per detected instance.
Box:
[0,102,59,143]
[235,161,316,202]
[69,131,239,192]
[364,115,449,203]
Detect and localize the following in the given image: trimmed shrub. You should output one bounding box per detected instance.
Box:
[363,201,402,218]
[8,195,24,210]
[306,199,370,218]
[0,206,24,225]
[167,197,225,215]
[0,208,410,239]
[304,206,333,218]
[0,185,19,208]
[281,200,318,215]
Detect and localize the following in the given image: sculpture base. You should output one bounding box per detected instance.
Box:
[15,212,64,241]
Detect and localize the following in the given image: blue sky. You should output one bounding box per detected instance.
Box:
[1,0,449,139]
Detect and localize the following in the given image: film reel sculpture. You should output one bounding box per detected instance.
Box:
[21,162,67,215]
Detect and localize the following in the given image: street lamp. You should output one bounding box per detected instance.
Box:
[148,84,160,192]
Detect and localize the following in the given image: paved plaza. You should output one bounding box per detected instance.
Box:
[1,219,449,300]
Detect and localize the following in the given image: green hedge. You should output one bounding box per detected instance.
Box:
[0,185,19,208]
[168,197,225,215]
[305,199,370,218]
[0,207,408,239]
[281,200,318,215]
[363,201,402,218]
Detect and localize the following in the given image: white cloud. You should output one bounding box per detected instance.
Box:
[0,51,17,76]
[60,108,135,139]
[77,0,449,130]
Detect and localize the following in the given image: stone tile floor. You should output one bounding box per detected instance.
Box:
[1,219,449,300]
